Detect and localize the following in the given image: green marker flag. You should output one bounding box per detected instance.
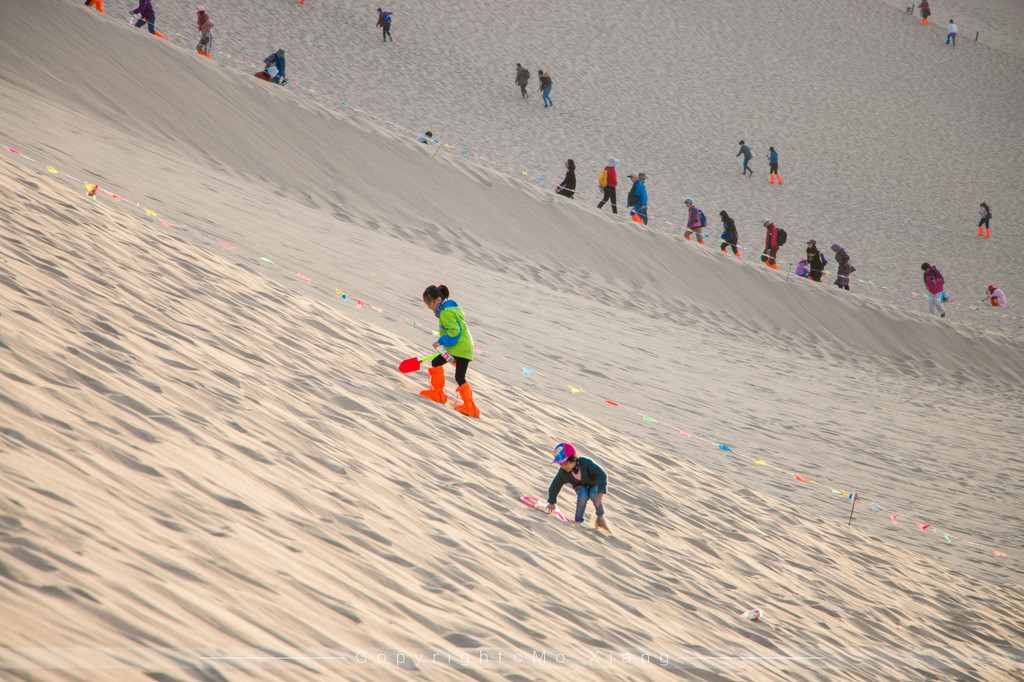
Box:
[642,415,658,423]
[945,534,953,543]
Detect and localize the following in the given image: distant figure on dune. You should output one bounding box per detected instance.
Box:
[767,146,782,184]
[538,70,553,108]
[761,218,783,270]
[683,198,705,243]
[416,131,433,143]
[978,202,992,238]
[376,8,393,42]
[719,211,740,256]
[806,239,827,282]
[921,262,947,317]
[196,6,214,57]
[596,158,618,214]
[737,140,753,177]
[131,0,156,34]
[631,173,648,225]
[625,173,639,211]
[946,19,958,45]
[556,159,576,198]
[545,443,610,531]
[420,284,480,417]
[262,49,286,84]
[920,0,931,24]
[983,285,1006,307]
[831,244,854,290]
[515,63,530,99]
[84,0,105,14]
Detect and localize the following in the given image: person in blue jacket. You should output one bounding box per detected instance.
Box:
[545,443,610,530]
[737,140,753,177]
[629,173,649,225]
[768,146,782,184]
[263,49,286,83]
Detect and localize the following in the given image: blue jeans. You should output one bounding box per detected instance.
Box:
[135,16,155,34]
[542,87,552,107]
[574,485,604,523]
[946,33,956,45]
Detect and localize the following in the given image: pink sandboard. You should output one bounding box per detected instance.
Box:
[520,495,572,523]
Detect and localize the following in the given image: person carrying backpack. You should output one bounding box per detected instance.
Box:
[761,218,783,270]
[921,263,947,317]
[538,70,553,108]
[806,240,827,282]
[719,211,740,256]
[683,198,706,244]
[376,8,393,42]
[596,158,618,214]
[515,63,530,98]
[131,0,156,35]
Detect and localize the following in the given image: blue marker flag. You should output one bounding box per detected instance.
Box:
[717,444,733,452]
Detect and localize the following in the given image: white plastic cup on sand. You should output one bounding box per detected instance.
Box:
[741,609,762,621]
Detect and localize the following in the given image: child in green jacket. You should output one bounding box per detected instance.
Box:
[546,443,610,530]
[421,284,479,418]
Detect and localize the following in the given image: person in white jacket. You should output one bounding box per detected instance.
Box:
[983,286,1006,307]
[946,19,958,45]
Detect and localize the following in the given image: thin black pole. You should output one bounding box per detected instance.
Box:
[847,493,859,526]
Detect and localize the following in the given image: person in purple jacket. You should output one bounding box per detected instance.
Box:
[132,0,156,34]
[683,198,705,244]
[921,262,947,317]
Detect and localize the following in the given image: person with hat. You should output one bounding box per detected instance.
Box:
[806,240,827,282]
[262,49,286,84]
[545,443,610,531]
[596,158,619,214]
[630,173,649,225]
[831,244,854,290]
[625,173,640,212]
[982,286,1006,307]
[683,198,705,243]
[195,6,214,56]
[761,218,781,270]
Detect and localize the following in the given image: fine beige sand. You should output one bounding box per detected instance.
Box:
[0,1,1022,680]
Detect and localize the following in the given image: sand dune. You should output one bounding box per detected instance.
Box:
[0,0,1023,679]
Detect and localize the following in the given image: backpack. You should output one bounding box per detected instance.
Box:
[599,169,608,188]
[820,253,828,267]
[697,209,707,227]
[383,13,391,24]
[776,227,787,246]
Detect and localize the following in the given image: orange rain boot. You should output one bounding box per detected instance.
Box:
[453,383,480,418]
[734,251,742,257]
[776,174,783,184]
[769,174,776,183]
[922,17,930,24]
[419,365,448,404]
[978,226,985,236]
[985,228,991,238]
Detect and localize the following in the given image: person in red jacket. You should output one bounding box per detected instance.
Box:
[196,6,214,56]
[596,157,619,214]
[761,218,780,270]
[376,8,393,42]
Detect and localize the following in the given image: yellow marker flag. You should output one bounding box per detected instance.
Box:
[755,459,768,466]
[144,208,157,216]
[84,183,98,198]
[569,386,583,394]
[47,166,58,173]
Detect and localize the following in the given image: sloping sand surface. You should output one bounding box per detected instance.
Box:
[0,1,1022,680]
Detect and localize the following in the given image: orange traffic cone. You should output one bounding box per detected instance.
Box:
[419,365,448,404]
[453,383,480,418]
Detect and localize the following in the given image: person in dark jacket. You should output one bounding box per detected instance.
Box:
[831,244,854,290]
[978,202,992,238]
[132,0,156,34]
[631,173,648,225]
[538,70,553,108]
[263,49,286,83]
[761,218,780,269]
[767,146,782,184]
[737,140,754,177]
[719,210,740,256]
[625,173,639,209]
[376,8,393,41]
[806,240,827,282]
[545,442,609,531]
[556,159,576,198]
[515,63,530,98]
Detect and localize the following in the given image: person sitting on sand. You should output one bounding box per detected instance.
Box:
[416,131,433,144]
[545,443,609,531]
[982,285,1006,307]
[556,159,576,198]
[263,49,286,84]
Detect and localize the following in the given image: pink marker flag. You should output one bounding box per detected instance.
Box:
[160,219,171,227]
[370,304,384,313]
[793,474,810,482]
[219,241,235,249]
[356,300,365,308]
[679,430,691,437]
[6,148,20,154]
[890,514,899,524]
[296,273,311,282]
[914,520,930,530]
[994,550,1007,557]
